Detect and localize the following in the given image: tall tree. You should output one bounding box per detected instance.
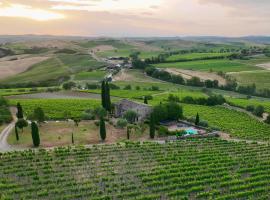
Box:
[15,125,19,141]
[31,122,40,147]
[16,103,24,119]
[149,113,155,139]
[71,132,74,144]
[33,107,45,124]
[144,96,148,104]
[101,81,106,109]
[105,81,111,112]
[99,117,106,141]
[195,113,200,126]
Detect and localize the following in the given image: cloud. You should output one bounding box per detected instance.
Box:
[0,3,65,21]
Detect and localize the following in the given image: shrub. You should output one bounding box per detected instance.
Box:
[158,126,169,136]
[124,85,132,90]
[124,110,138,124]
[253,105,265,117]
[116,118,128,129]
[246,105,255,112]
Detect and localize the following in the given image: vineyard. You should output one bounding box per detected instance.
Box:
[9,99,100,119]
[182,104,270,141]
[1,138,270,199]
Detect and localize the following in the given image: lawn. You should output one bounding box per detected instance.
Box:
[9,99,101,119]
[229,70,270,90]
[1,139,270,199]
[153,59,259,72]
[8,121,137,148]
[74,70,106,81]
[166,52,231,62]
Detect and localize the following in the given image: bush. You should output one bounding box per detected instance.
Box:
[124,85,132,90]
[158,126,169,136]
[246,105,255,112]
[253,105,265,117]
[151,86,159,91]
[116,118,128,128]
[198,120,209,127]
[124,110,138,124]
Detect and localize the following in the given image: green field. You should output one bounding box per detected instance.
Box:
[153,59,259,72]
[9,99,100,119]
[1,138,270,199]
[166,52,231,62]
[74,71,106,81]
[229,70,270,90]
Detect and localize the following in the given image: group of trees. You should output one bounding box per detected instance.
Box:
[15,103,40,147]
[0,96,12,125]
[182,95,226,106]
[152,102,183,123]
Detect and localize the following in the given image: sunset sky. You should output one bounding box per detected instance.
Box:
[0,0,269,37]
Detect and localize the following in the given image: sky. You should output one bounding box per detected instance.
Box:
[0,0,270,37]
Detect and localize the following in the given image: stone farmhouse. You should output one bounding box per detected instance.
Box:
[115,99,152,122]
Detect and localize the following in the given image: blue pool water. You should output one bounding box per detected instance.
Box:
[185,129,198,135]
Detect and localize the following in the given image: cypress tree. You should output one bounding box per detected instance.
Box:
[144,96,148,104]
[195,113,200,126]
[15,125,19,141]
[99,117,106,141]
[127,126,130,140]
[101,81,106,109]
[150,113,155,139]
[105,81,111,112]
[16,103,24,119]
[31,122,40,147]
[72,132,74,144]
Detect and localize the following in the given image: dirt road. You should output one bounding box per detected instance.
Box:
[0,122,15,152]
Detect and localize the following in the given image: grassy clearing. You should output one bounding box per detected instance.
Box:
[153,59,259,72]
[74,71,106,81]
[7,121,139,148]
[166,52,231,62]
[9,99,100,119]
[1,139,270,199]
[229,70,270,90]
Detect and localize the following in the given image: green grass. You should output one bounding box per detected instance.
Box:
[229,70,270,90]
[74,71,106,81]
[153,59,259,72]
[1,139,270,199]
[9,99,100,119]
[166,53,231,62]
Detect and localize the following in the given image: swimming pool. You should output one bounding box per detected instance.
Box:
[185,129,198,135]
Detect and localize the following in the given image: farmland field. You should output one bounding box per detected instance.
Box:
[227,97,270,113]
[74,71,106,81]
[183,104,270,141]
[166,52,231,62]
[9,99,100,119]
[1,138,270,199]
[229,70,270,90]
[153,59,259,72]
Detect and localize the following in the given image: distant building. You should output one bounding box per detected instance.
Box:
[114,99,152,122]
